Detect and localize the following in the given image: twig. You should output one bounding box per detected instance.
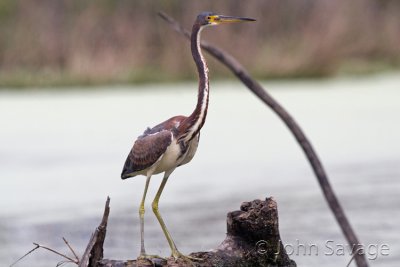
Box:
[10,244,40,267]
[56,260,75,267]
[33,242,78,264]
[346,247,364,267]
[158,11,369,267]
[63,237,80,263]
[346,254,356,267]
[10,242,78,267]
[11,199,109,267]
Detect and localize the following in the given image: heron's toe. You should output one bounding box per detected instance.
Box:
[171,249,203,263]
[137,253,167,264]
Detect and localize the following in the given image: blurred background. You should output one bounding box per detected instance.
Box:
[0,1,399,267]
[1,0,400,86]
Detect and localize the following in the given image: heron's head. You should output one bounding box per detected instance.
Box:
[196,12,256,27]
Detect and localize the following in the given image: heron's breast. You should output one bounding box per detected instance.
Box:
[179,134,200,167]
[153,141,182,174]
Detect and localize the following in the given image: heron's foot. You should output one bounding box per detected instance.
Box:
[171,249,203,263]
[137,253,166,261]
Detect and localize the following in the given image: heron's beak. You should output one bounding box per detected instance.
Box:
[210,15,256,24]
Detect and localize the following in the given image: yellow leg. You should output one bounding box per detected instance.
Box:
[152,172,202,262]
[138,176,164,260]
[138,175,150,256]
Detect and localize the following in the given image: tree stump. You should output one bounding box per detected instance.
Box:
[82,197,295,267]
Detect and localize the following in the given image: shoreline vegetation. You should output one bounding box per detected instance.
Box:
[0,61,398,89]
[1,0,399,88]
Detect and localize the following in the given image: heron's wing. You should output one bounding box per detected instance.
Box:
[121,130,172,179]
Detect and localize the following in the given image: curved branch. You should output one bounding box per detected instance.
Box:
[158,11,369,267]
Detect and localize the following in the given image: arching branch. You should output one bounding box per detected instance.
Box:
[157,11,369,267]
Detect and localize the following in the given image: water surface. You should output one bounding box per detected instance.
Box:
[1,73,399,266]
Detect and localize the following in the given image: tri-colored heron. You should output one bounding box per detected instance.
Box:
[121,12,255,261]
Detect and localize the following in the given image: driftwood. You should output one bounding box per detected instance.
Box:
[157,12,369,267]
[82,197,296,267]
[79,197,110,267]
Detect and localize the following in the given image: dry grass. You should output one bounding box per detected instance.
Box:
[0,0,399,87]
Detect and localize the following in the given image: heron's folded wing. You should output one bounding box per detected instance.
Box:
[121,130,172,178]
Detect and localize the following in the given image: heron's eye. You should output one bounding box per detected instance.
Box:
[207,16,211,20]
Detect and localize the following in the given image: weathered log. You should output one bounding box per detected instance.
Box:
[80,197,110,267]
[88,197,295,267]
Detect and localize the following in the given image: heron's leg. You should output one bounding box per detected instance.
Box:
[152,172,202,261]
[137,176,164,260]
[152,174,177,252]
[138,175,151,256]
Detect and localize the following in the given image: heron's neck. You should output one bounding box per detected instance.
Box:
[179,24,209,141]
